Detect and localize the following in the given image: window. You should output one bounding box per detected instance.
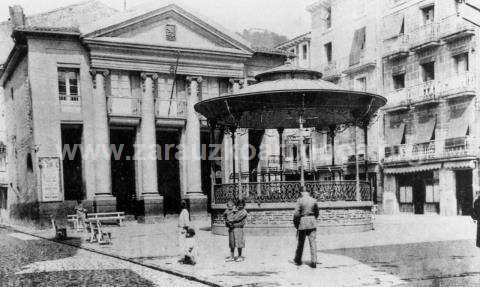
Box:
[302,44,308,60]
[324,42,332,63]
[422,5,434,25]
[399,186,412,203]
[454,53,469,74]
[110,71,131,98]
[425,185,439,203]
[349,27,366,66]
[393,73,405,90]
[326,6,332,29]
[399,18,405,34]
[421,61,435,82]
[355,77,367,92]
[166,24,176,41]
[10,87,13,100]
[0,187,6,210]
[292,145,298,162]
[58,68,79,101]
[0,143,6,172]
[27,153,33,171]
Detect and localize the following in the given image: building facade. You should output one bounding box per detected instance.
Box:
[309,0,480,216]
[0,3,286,226]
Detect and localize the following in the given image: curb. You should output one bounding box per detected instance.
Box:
[0,224,222,287]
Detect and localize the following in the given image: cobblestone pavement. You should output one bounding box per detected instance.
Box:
[4,215,480,286]
[0,228,206,287]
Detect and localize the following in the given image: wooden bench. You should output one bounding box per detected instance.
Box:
[67,212,125,229]
[87,212,125,226]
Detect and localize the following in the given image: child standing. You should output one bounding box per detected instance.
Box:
[223,199,236,262]
[74,200,87,231]
[230,199,248,262]
[178,200,190,253]
[182,228,198,265]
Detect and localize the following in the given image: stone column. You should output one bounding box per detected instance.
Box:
[473,163,480,199]
[90,69,116,212]
[185,76,207,215]
[138,73,162,221]
[439,168,457,216]
[382,174,399,214]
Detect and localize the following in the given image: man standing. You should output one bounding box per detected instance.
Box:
[292,190,319,268]
[472,194,480,248]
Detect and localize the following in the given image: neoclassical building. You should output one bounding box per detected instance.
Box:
[0,2,285,225]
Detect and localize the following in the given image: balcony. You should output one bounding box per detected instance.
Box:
[342,52,377,75]
[438,15,475,43]
[155,98,188,127]
[409,15,475,51]
[406,73,476,104]
[321,61,342,82]
[60,97,81,114]
[407,81,437,104]
[384,137,476,163]
[383,34,410,60]
[436,72,476,99]
[384,88,410,110]
[107,97,141,117]
[410,23,441,51]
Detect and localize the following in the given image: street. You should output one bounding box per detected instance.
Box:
[2,216,480,286]
[325,239,480,286]
[0,227,206,287]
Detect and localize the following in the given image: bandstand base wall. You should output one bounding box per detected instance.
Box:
[211,202,374,236]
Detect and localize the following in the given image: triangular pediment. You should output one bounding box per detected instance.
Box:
[83,4,252,53]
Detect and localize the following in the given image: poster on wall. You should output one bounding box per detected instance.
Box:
[39,157,62,202]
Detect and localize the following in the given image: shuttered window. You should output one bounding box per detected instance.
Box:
[349,27,366,66]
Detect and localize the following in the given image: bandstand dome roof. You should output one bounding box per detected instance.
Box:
[194,63,387,130]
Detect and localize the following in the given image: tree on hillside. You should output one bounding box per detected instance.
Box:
[239,28,289,48]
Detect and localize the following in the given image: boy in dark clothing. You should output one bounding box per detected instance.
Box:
[229,199,248,262]
[223,199,236,262]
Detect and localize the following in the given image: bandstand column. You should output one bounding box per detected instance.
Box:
[354,126,361,201]
[185,76,207,214]
[139,72,162,220]
[329,125,336,180]
[363,122,369,179]
[277,128,284,180]
[299,116,306,192]
[90,69,116,212]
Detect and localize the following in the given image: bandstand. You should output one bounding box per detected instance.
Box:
[194,63,386,235]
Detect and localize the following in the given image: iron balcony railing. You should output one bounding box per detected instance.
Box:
[155,98,188,119]
[408,15,475,49]
[107,97,141,117]
[384,137,476,162]
[385,73,476,108]
[383,34,410,58]
[213,180,372,204]
[320,60,342,80]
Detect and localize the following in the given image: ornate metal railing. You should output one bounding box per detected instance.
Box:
[213,180,372,205]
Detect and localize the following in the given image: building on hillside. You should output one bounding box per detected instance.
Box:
[276,32,311,68]
[308,0,480,216]
[307,0,384,206]
[0,2,286,226]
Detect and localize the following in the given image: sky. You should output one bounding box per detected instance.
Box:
[0,0,313,38]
